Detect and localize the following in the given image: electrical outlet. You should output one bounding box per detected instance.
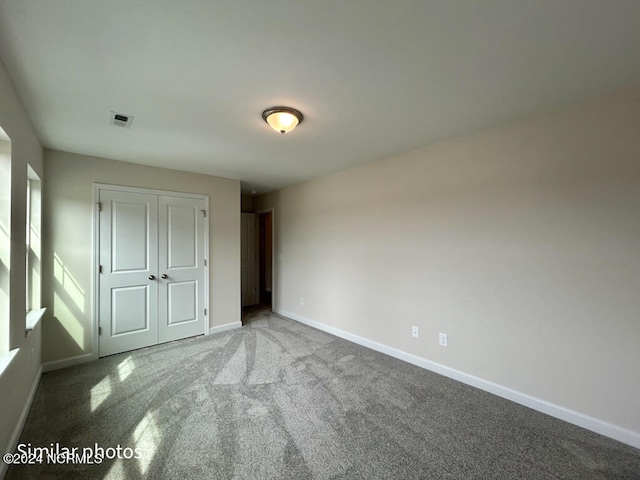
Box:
[439,333,448,347]
[300,297,304,306]
[412,326,419,338]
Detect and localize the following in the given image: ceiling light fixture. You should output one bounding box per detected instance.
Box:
[262,106,303,134]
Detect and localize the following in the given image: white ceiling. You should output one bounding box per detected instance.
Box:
[1,1,639,194]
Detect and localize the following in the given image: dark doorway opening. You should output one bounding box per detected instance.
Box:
[258,211,273,307]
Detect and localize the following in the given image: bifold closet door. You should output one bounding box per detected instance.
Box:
[99,190,159,356]
[99,189,206,356]
[157,195,205,343]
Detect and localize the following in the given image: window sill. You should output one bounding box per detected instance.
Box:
[26,307,46,336]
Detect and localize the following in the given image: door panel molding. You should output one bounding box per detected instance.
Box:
[166,204,198,269]
[111,284,150,335]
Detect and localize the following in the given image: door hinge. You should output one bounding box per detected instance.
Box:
[97,202,102,212]
[204,308,207,316]
[98,326,102,336]
[99,265,103,274]
[201,209,207,217]
[204,259,207,266]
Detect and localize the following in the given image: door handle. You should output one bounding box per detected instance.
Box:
[161,274,168,279]
[148,275,156,280]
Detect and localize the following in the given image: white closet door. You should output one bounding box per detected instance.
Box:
[157,195,206,343]
[98,187,207,357]
[99,190,159,356]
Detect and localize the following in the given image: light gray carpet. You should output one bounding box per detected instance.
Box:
[7,308,640,479]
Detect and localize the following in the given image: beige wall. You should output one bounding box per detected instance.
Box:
[43,149,241,363]
[255,85,640,437]
[0,60,44,463]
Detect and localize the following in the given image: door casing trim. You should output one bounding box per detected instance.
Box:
[92,183,210,359]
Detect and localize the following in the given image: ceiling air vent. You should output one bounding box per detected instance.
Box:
[109,111,134,129]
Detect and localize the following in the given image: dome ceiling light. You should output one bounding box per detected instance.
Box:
[262,106,303,134]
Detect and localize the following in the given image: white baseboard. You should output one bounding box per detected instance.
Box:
[42,353,95,373]
[1,365,42,480]
[275,308,640,450]
[209,321,242,335]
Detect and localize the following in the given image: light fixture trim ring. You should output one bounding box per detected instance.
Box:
[261,106,304,125]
